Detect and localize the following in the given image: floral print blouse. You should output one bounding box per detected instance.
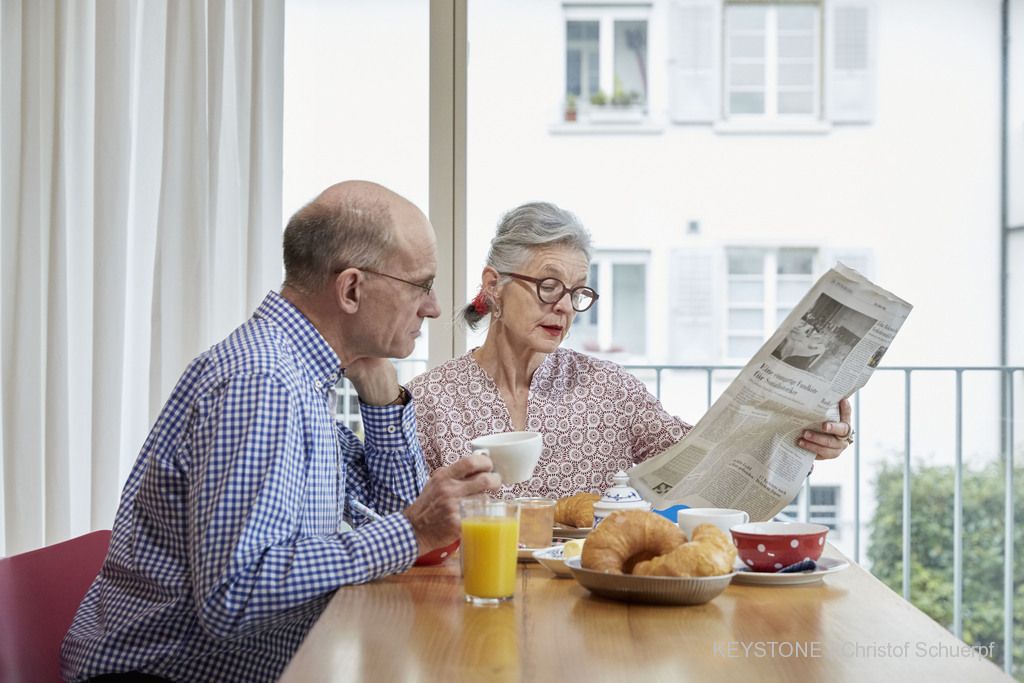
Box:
[408,348,691,498]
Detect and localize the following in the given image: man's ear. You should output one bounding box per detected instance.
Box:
[334,268,363,314]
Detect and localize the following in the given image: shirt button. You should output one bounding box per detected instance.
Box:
[315,380,323,389]
[387,426,397,434]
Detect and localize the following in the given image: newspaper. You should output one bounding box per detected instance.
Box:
[629,263,913,521]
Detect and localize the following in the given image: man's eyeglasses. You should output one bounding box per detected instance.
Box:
[499,272,599,312]
[352,268,435,295]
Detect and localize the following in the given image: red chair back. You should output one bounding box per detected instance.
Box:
[0,530,111,682]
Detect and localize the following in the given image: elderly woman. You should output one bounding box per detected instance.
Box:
[409,202,851,499]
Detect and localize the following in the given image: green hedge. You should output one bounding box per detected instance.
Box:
[868,459,1024,678]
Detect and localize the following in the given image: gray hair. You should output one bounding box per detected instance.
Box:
[463,201,592,328]
[282,197,394,293]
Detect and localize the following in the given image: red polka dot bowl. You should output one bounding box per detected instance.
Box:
[730,522,829,572]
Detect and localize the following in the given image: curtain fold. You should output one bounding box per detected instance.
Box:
[0,0,285,556]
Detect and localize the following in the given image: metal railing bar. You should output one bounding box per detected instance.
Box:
[800,476,810,523]
[1004,369,1016,674]
[903,369,912,601]
[854,391,862,563]
[706,368,713,411]
[953,370,963,638]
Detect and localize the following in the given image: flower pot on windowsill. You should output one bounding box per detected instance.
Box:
[565,109,577,122]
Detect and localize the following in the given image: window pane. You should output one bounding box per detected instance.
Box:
[729,280,764,303]
[614,21,647,103]
[811,486,839,506]
[566,50,582,96]
[283,0,430,375]
[730,91,765,114]
[729,35,765,60]
[729,308,764,331]
[778,279,813,303]
[613,263,646,353]
[778,63,814,87]
[728,335,763,358]
[778,35,815,60]
[730,63,765,87]
[729,249,764,274]
[778,248,815,274]
[778,91,813,114]
[778,5,817,31]
[729,5,766,30]
[567,21,599,98]
[584,263,599,326]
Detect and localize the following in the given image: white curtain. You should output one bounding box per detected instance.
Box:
[0,0,285,556]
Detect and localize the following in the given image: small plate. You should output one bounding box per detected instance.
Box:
[518,547,544,562]
[731,557,850,586]
[552,524,592,539]
[518,537,573,562]
[564,557,735,605]
[533,546,574,577]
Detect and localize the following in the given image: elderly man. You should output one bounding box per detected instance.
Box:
[61,181,498,682]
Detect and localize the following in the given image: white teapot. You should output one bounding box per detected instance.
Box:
[592,471,651,527]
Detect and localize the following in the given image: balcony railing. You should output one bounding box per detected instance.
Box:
[335,361,1023,675]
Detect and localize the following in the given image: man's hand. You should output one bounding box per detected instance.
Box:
[798,397,854,461]
[344,357,401,406]
[403,453,501,554]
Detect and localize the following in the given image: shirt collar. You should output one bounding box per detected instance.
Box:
[254,291,342,390]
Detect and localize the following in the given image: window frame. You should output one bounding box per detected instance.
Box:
[569,249,650,357]
[783,484,841,536]
[562,2,653,125]
[723,0,823,123]
[724,246,818,363]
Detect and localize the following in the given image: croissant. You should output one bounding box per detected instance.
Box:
[581,510,686,574]
[632,523,737,577]
[554,492,600,528]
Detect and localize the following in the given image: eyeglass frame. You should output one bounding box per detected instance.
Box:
[498,272,599,312]
[336,266,435,295]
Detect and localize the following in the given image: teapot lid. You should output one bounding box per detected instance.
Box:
[595,471,648,509]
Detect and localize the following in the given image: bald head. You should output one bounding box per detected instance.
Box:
[282,180,430,294]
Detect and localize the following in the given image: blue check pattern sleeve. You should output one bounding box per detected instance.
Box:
[187,375,421,640]
[60,291,428,682]
[344,399,430,524]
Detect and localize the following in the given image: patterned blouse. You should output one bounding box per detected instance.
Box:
[409,348,692,499]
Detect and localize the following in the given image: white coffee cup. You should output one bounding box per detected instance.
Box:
[677,507,750,537]
[470,431,543,484]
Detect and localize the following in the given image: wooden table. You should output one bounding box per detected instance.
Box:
[279,546,1012,682]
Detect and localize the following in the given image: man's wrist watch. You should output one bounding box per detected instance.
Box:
[387,386,410,406]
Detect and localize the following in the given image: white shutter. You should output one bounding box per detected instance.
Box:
[668,247,721,363]
[826,0,875,123]
[668,0,720,123]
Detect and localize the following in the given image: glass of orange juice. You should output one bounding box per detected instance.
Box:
[459,497,520,605]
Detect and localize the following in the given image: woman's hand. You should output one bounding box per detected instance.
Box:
[797,397,853,461]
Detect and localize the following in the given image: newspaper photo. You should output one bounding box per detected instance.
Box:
[629,263,913,521]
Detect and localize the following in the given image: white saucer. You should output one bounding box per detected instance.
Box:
[731,557,850,586]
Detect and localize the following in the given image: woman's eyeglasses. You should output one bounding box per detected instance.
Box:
[499,272,599,312]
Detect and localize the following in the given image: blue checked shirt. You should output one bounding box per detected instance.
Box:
[61,291,429,682]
